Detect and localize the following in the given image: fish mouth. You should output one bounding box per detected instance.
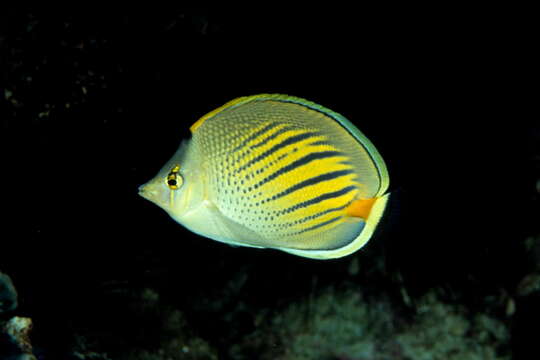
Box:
[138,183,160,204]
[138,182,177,213]
[138,184,150,199]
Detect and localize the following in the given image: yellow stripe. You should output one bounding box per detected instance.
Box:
[234,129,325,173]
[234,124,294,166]
[283,187,358,226]
[260,155,353,192]
[302,212,347,231]
[237,134,333,177]
[284,214,348,238]
[263,165,356,202]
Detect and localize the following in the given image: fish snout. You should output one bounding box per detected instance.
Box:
[138,181,173,211]
[138,183,156,201]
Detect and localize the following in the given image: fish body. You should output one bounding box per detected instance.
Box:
[139,94,389,259]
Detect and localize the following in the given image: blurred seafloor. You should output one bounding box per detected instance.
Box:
[1,7,538,360]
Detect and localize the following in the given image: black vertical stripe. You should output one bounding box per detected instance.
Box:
[296,216,343,235]
[269,98,385,195]
[237,131,319,173]
[232,122,282,153]
[267,169,355,202]
[255,151,344,188]
[280,185,357,214]
[250,126,296,149]
[283,204,349,228]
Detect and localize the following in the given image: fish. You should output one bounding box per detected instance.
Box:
[138,94,390,259]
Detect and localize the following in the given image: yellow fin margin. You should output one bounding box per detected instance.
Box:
[190,94,316,133]
[190,96,253,133]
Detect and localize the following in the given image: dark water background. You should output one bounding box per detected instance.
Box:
[1,6,537,359]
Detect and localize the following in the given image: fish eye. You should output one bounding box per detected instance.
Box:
[166,165,183,190]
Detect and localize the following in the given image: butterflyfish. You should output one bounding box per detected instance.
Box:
[139,94,390,259]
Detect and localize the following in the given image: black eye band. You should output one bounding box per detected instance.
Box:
[166,165,182,189]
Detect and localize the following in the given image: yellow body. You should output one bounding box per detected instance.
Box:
[139,94,390,259]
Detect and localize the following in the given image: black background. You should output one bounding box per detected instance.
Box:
[1,6,537,359]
